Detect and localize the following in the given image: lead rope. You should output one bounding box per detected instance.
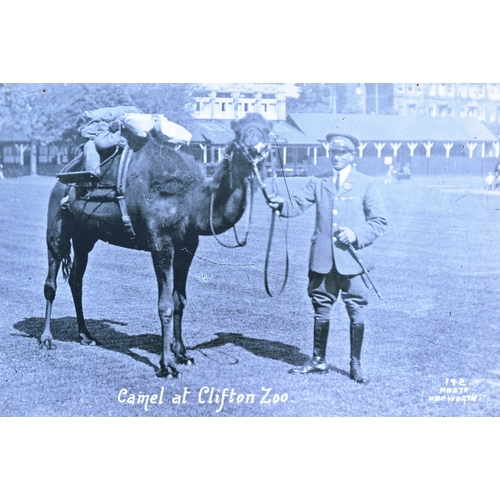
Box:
[253,163,289,297]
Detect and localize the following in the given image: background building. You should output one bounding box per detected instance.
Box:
[193,83,287,121]
[2,83,500,178]
[360,83,500,136]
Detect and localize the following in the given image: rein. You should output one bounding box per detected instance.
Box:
[209,174,253,249]
[209,128,289,296]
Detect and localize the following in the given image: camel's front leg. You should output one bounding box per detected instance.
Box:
[172,237,198,365]
[152,248,180,378]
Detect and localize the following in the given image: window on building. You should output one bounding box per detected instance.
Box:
[469,107,478,117]
[416,84,423,93]
[244,103,249,112]
[428,84,436,96]
[262,103,268,112]
[407,104,416,116]
[407,84,413,93]
[221,102,226,112]
[438,84,445,96]
[429,105,437,117]
[439,105,447,117]
[396,83,404,93]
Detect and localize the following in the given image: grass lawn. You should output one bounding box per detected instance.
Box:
[0,173,499,416]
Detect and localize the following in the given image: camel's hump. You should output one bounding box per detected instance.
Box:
[146,145,204,195]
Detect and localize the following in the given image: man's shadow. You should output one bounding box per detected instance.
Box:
[189,332,310,367]
[190,332,350,377]
[13,317,327,371]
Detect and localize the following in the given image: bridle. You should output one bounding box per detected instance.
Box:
[209,125,289,297]
[209,125,270,249]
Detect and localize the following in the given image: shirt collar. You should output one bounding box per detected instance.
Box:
[333,164,352,187]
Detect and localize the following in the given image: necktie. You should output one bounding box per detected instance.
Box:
[334,174,340,191]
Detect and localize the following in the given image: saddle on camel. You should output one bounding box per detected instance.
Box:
[56,106,192,236]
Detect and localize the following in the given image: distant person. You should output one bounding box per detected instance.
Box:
[494,162,500,190]
[266,133,388,383]
[384,161,397,184]
[485,171,495,190]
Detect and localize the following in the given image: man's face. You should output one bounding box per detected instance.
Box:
[329,148,354,172]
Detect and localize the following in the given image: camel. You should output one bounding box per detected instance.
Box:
[42,113,273,378]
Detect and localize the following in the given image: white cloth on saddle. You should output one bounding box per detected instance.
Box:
[123,113,192,144]
[83,106,142,123]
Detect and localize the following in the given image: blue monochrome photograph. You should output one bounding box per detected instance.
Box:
[0,83,499,416]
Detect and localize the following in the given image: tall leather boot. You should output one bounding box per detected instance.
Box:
[350,322,368,384]
[289,318,330,375]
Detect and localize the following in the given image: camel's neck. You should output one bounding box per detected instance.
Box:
[195,152,251,235]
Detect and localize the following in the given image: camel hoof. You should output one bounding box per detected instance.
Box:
[156,366,181,379]
[176,354,195,366]
[40,338,57,350]
[79,333,98,346]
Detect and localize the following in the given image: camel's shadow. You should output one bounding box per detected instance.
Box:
[13,316,161,370]
[12,318,313,370]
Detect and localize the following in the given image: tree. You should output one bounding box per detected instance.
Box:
[1,83,73,174]
[286,84,332,113]
[336,83,365,114]
[129,83,201,129]
[287,84,365,114]
[1,83,201,174]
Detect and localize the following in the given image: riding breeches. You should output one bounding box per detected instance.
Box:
[307,268,369,323]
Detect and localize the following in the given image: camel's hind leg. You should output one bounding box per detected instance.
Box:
[42,184,72,349]
[41,254,63,349]
[69,234,98,346]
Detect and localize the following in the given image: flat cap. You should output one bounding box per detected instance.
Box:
[326,133,360,152]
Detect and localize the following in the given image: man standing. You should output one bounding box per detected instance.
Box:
[267,133,387,383]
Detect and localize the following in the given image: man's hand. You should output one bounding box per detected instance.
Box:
[337,226,356,244]
[267,195,284,212]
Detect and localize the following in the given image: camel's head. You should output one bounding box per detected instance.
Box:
[230,113,273,167]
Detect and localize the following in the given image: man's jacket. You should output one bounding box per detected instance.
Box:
[280,169,387,275]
